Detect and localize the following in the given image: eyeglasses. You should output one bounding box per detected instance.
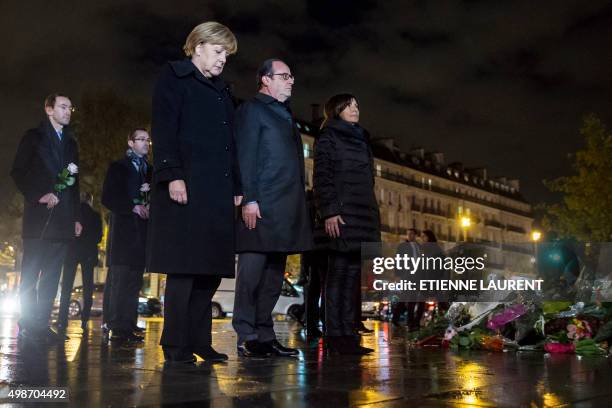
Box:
[58,104,75,113]
[134,138,150,143]
[268,73,294,81]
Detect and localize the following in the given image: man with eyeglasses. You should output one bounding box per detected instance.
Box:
[233,59,312,357]
[11,93,82,343]
[101,128,152,343]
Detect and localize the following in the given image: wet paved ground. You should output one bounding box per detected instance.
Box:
[1,317,612,407]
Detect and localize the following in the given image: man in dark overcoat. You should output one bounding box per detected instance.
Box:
[147,22,243,363]
[392,228,424,329]
[102,128,152,342]
[11,93,81,342]
[233,59,312,357]
[57,191,102,332]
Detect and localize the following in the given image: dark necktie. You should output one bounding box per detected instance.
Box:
[134,157,146,180]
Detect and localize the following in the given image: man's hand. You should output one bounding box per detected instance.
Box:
[234,195,243,207]
[325,215,346,238]
[169,180,188,204]
[242,202,262,229]
[39,193,59,209]
[133,205,149,220]
[75,222,83,237]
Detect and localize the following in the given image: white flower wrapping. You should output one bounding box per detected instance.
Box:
[67,163,79,175]
[140,183,150,193]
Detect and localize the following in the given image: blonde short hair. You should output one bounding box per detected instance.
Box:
[183,21,237,57]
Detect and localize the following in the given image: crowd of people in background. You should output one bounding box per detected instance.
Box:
[10,20,444,363]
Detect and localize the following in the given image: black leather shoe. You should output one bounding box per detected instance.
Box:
[46,327,69,342]
[110,330,144,343]
[327,336,373,355]
[193,346,228,362]
[237,340,272,357]
[163,347,196,364]
[17,327,43,342]
[306,327,323,338]
[357,323,374,334]
[266,339,299,356]
[345,335,374,354]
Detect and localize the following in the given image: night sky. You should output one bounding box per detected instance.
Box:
[2,0,611,207]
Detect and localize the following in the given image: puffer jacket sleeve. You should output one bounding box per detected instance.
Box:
[313,128,341,219]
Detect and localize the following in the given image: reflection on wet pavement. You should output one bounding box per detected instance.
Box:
[1,317,611,406]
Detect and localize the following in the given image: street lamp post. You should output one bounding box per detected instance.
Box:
[531,230,542,271]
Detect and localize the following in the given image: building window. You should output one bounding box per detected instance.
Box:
[303,143,310,158]
[376,164,382,177]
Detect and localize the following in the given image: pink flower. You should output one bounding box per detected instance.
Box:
[567,319,593,341]
[567,324,577,339]
[486,304,528,331]
[545,343,575,353]
[140,183,150,193]
[444,327,457,341]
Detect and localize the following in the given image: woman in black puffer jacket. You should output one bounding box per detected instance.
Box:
[313,93,381,355]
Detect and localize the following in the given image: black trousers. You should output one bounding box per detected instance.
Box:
[160,274,221,349]
[19,238,68,331]
[325,252,361,337]
[303,252,327,332]
[232,252,287,344]
[58,249,96,327]
[106,264,144,332]
[102,267,111,325]
[392,302,425,327]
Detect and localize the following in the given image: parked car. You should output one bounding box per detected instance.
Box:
[362,300,390,320]
[53,283,162,319]
[211,278,304,319]
[0,291,20,317]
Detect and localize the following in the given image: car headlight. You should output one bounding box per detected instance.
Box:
[2,297,18,314]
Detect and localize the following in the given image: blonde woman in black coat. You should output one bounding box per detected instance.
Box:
[313,94,381,355]
[148,22,242,364]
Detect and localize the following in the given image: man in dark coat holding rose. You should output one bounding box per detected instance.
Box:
[232,59,312,357]
[102,128,152,342]
[11,93,81,343]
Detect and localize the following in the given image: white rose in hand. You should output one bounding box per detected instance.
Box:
[67,163,78,175]
[140,183,150,193]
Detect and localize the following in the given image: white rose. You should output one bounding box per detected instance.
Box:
[140,183,150,193]
[67,163,78,175]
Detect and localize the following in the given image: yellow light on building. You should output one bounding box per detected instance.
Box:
[531,230,542,242]
[460,216,471,228]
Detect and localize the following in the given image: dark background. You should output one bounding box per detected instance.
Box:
[2,0,611,206]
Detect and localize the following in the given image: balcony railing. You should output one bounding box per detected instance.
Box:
[485,219,505,229]
[422,206,451,218]
[380,224,407,235]
[378,170,532,218]
[506,225,527,234]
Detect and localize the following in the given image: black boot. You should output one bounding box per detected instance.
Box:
[342,335,373,355]
[325,336,343,354]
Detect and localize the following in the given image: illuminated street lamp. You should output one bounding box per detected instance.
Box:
[531,230,542,271]
[460,216,471,241]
